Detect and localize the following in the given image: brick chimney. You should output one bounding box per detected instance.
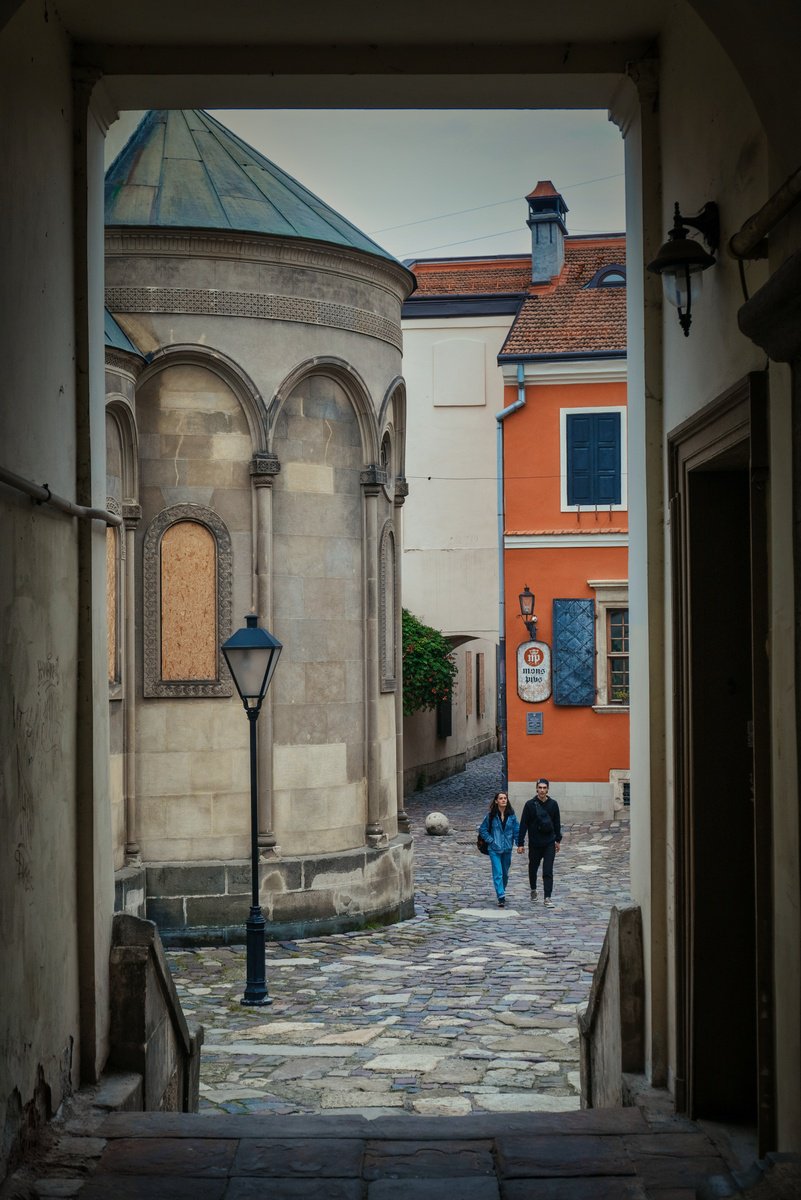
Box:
[526,181,569,284]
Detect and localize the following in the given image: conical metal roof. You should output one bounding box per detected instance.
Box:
[104,307,143,357]
[105,109,396,263]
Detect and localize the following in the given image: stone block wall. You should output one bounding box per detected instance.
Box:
[143,836,414,945]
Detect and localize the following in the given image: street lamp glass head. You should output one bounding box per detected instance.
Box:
[646,201,718,337]
[519,585,535,618]
[222,614,282,710]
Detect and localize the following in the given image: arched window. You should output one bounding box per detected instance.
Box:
[379,522,397,691]
[106,514,120,688]
[585,264,627,289]
[143,504,233,698]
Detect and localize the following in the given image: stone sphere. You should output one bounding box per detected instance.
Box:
[425,811,450,836]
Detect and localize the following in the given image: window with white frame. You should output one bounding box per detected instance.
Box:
[560,407,627,511]
[588,580,629,710]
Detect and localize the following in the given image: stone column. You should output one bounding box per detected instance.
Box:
[123,503,142,862]
[251,453,281,855]
[610,59,668,1087]
[361,464,387,846]
[394,477,410,833]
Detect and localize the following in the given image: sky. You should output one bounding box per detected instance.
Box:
[211,109,625,263]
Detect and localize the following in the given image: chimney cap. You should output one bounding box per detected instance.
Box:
[525,180,560,200]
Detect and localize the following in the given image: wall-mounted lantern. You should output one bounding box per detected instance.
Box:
[647,201,719,336]
[518,584,538,641]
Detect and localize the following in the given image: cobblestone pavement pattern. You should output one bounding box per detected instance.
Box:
[168,753,630,1119]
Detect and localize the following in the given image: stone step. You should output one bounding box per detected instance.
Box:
[27,1105,738,1199]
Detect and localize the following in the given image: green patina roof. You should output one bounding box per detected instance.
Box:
[104,307,143,356]
[105,109,396,263]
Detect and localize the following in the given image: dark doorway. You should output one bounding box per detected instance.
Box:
[669,374,774,1151]
[687,465,755,1118]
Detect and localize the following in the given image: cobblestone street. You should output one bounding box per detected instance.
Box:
[168,753,630,1119]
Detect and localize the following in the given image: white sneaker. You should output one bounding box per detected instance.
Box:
[543,897,553,908]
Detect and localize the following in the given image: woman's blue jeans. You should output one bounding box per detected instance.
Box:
[488,848,512,899]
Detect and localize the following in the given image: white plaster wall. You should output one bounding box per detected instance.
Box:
[645,3,800,1140]
[659,8,769,425]
[0,2,82,1169]
[403,638,498,790]
[401,316,509,641]
[658,6,769,1097]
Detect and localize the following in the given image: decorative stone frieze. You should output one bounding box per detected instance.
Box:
[105,286,402,351]
[105,349,146,379]
[104,229,412,305]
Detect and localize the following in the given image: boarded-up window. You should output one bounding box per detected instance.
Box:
[143,504,233,698]
[106,527,118,683]
[476,652,485,717]
[160,522,217,681]
[465,651,473,717]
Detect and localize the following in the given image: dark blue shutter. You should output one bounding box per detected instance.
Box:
[566,414,593,505]
[552,599,596,706]
[595,412,621,504]
[566,412,621,505]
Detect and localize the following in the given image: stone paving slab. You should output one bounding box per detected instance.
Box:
[165,753,631,1119]
[495,1133,636,1177]
[368,1180,499,1200]
[362,1140,494,1179]
[503,1182,647,1200]
[79,1178,227,1200]
[94,1138,236,1177]
[231,1138,364,1177]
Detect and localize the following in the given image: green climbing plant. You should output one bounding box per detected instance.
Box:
[401,608,457,717]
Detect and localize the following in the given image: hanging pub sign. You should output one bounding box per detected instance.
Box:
[517,640,552,702]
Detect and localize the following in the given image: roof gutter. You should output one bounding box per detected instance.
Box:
[495,363,527,791]
[498,349,627,362]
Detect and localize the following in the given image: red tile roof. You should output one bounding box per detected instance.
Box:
[410,258,531,296]
[406,237,626,356]
[501,239,626,357]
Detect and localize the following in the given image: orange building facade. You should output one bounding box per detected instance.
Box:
[500,185,629,817]
[404,182,629,818]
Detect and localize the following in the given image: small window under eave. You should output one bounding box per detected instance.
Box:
[585,265,627,289]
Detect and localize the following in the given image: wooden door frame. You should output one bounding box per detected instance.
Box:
[668,372,774,1152]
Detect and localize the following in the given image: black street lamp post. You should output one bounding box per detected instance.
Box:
[221,613,282,1006]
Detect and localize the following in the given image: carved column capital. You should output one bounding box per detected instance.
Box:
[394,476,409,508]
[122,502,142,529]
[251,453,281,486]
[361,464,388,495]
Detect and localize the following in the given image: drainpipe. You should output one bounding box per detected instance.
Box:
[496,362,527,791]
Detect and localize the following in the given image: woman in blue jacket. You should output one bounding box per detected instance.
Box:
[478,791,520,907]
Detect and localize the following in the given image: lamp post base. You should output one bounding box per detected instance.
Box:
[241,906,272,1007]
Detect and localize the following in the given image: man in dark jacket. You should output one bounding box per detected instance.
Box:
[517,778,562,906]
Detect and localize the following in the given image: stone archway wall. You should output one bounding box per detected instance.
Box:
[271,374,368,854]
